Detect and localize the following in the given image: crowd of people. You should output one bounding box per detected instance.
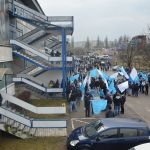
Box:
[66,55,150,119]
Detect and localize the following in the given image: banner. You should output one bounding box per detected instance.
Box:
[91,100,107,115]
[118,81,129,93]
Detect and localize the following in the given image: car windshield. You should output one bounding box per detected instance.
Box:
[84,120,104,137]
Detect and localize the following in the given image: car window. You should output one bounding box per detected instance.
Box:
[119,128,138,137]
[138,129,145,136]
[84,120,104,137]
[98,129,118,139]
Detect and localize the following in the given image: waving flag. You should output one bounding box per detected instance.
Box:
[90,68,98,78]
[80,75,89,93]
[119,66,129,79]
[130,67,138,81]
[97,69,108,89]
[108,80,116,95]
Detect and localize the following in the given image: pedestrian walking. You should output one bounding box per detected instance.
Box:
[84,91,93,117]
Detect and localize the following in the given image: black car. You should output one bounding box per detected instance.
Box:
[67,118,150,150]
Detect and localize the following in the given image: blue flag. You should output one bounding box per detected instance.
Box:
[69,74,79,82]
[108,80,116,95]
[90,68,98,78]
[91,100,107,115]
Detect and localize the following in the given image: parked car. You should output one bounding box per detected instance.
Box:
[67,118,150,150]
[129,143,150,150]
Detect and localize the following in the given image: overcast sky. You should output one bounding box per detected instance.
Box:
[38,0,150,41]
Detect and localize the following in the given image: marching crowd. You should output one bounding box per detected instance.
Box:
[66,56,150,118]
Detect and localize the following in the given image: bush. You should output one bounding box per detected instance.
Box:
[18,91,31,102]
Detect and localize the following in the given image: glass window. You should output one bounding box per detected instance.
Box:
[98,129,118,139]
[138,129,145,136]
[120,128,138,137]
[84,120,104,137]
[0,79,5,89]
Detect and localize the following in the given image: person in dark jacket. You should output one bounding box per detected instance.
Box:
[68,87,78,112]
[84,91,93,117]
[120,93,126,114]
[145,82,149,95]
[105,93,112,110]
[113,92,121,116]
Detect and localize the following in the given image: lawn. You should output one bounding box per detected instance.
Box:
[30,99,67,107]
[0,133,67,150]
[15,99,69,119]
[0,99,69,150]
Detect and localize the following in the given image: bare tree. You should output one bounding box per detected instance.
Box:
[118,36,138,68]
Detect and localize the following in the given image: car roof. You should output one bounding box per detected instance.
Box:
[101,118,148,129]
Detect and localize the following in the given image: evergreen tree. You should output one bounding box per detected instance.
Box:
[104,36,109,49]
[96,36,100,48]
[85,36,91,52]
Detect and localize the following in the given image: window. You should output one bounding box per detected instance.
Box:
[119,128,138,137]
[98,129,118,139]
[138,129,145,136]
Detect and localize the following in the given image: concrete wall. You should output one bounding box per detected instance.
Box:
[0,46,13,62]
[0,0,9,45]
[35,128,67,137]
[0,83,15,95]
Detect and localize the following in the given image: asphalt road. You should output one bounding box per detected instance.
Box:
[67,90,150,134]
[126,93,150,126]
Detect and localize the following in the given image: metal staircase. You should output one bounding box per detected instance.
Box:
[0,92,67,138]
[0,107,34,139]
[8,0,73,35]
[13,74,63,93]
[8,0,74,94]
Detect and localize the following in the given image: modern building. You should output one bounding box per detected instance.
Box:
[0,0,74,95]
[0,0,74,138]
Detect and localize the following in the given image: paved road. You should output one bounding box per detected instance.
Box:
[126,93,150,126]
[67,91,150,134]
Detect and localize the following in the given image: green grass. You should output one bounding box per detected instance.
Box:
[30,99,67,107]
[0,135,67,150]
